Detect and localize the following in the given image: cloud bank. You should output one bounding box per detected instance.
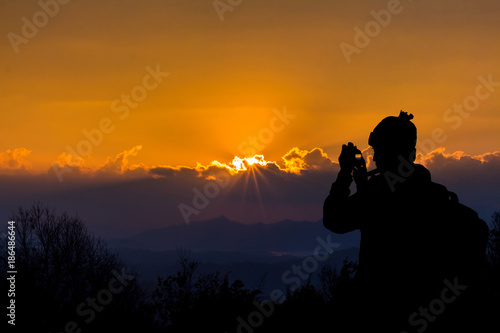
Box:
[0,148,32,173]
[0,146,498,237]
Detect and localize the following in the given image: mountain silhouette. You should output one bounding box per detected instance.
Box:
[108,215,361,253]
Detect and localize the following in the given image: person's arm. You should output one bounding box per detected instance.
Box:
[323,171,359,233]
[323,143,365,234]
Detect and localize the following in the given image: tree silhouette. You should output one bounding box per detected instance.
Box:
[2,204,498,332]
[151,249,262,332]
[485,210,500,328]
[318,258,358,303]
[488,210,500,269]
[0,203,152,332]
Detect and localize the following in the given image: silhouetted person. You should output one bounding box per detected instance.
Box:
[323,111,488,332]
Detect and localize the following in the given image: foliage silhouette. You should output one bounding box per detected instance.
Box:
[488,211,500,270]
[2,203,499,332]
[151,249,262,332]
[0,203,154,333]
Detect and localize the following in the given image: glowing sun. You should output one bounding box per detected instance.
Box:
[231,155,269,172]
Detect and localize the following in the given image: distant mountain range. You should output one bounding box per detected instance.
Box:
[108,215,361,253]
[108,216,361,295]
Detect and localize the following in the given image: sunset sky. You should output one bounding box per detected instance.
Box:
[1,0,499,236]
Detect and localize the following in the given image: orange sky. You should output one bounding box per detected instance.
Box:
[1,0,499,174]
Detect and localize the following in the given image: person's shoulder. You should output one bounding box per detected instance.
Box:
[412,164,450,193]
[412,164,446,189]
[366,164,431,186]
[412,163,432,182]
[406,164,451,200]
[413,165,455,205]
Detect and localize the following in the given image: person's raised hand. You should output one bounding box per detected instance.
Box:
[338,142,357,173]
[353,151,368,187]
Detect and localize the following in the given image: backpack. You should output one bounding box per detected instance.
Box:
[436,184,489,280]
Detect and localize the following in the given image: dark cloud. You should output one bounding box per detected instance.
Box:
[148,166,198,178]
[416,148,500,223]
[0,147,498,237]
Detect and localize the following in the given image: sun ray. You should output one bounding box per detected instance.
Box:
[203,154,279,218]
[249,165,269,221]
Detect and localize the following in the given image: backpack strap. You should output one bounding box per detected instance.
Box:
[448,191,459,204]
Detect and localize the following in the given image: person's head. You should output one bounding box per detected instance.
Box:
[368,111,417,172]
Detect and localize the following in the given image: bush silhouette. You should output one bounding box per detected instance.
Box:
[151,249,262,332]
[2,204,499,332]
[0,203,152,332]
